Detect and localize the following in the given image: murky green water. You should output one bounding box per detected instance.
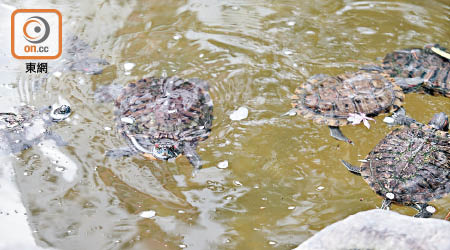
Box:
[0,0,449,249]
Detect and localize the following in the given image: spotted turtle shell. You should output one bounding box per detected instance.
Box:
[115,77,213,151]
[381,44,450,97]
[291,72,404,126]
[360,123,450,204]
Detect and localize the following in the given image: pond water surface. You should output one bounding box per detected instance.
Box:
[0,0,449,249]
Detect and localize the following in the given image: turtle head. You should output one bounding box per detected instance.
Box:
[152,139,181,160]
[429,112,449,131]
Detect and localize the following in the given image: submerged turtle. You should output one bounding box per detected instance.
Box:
[0,104,71,155]
[63,35,109,75]
[341,112,449,218]
[97,77,213,172]
[364,44,450,97]
[288,71,405,143]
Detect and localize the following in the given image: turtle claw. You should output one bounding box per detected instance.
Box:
[381,199,392,210]
[340,160,361,175]
[329,126,353,144]
[184,143,202,172]
[411,203,435,218]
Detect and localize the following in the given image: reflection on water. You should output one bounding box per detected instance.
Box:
[0,0,449,249]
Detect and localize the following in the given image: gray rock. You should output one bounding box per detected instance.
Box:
[294,209,450,250]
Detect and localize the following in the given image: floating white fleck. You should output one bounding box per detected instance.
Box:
[168,109,177,114]
[260,206,266,209]
[288,206,295,210]
[217,160,229,169]
[124,62,135,71]
[179,244,187,248]
[199,53,204,58]
[104,126,111,131]
[53,71,62,78]
[357,27,376,35]
[426,206,436,213]
[269,241,277,245]
[317,186,325,191]
[230,107,248,121]
[357,159,368,163]
[283,50,293,55]
[121,117,134,124]
[386,192,395,200]
[287,21,295,26]
[231,6,239,10]
[233,180,242,186]
[383,116,395,124]
[139,210,156,218]
[173,34,182,40]
[305,30,315,35]
[55,166,66,172]
[178,210,185,214]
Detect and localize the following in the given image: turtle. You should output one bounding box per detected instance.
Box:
[287,71,405,143]
[363,44,450,97]
[62,35,109,75]
[96,76,213,173]
[30,35,108,90]
[0,104,71,155]
[341,112,449,218]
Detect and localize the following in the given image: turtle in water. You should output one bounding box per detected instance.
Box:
[287,71,405,143]
[96,77,213,172]
[363,44,450,97]
[341,112,449,218]
[63,35,109,75]
[0,104,71,155]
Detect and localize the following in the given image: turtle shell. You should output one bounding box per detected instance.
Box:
[381,44,450,97]
[114,77,213,152]
[291,72,404,126]
[360,123,450,205]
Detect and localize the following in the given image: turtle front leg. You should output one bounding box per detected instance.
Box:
[384,108,417,126]
[329,126,352,144]
[183,143,202,174]
[411,203,435,218]
[106,147,138,158]
[340,160,361,175]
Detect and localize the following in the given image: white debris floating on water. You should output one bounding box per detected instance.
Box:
[317,186,325,191]
[53,71,62,78]
[139,210,156,218]
[230,107,248,121]
[217,160,229,169]
[383,116,395,124]
[426,206,436,213]
[124,62,135,71]
[121,117,134,124]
